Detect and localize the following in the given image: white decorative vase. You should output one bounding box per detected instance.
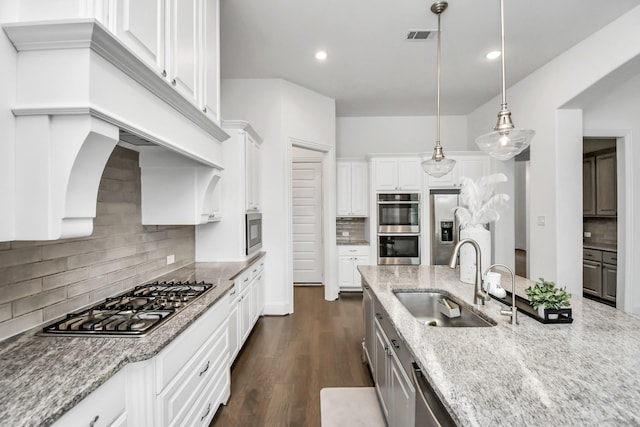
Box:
[458,224,491,284]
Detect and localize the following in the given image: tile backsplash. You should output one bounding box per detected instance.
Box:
[0,146,195,341]
[336,217,369,244]
[583,217,617,245]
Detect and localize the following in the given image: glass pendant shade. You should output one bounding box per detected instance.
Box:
[476,128,535,160]
[424,2,455,178]
[475,0,534,160]
[422,144,456,177]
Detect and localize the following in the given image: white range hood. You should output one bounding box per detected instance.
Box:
[2,19,228,240]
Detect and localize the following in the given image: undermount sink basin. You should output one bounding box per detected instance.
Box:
[393,290,496,327]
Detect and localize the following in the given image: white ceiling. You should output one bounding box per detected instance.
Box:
[220,0,639,117]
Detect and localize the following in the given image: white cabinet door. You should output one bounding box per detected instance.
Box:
[228,299,240,361]
[362,285,374,368]
[426,166,458,188]
[240,287,253,343]
[167,0,200,105]
[397,159,421,191]
[113,0,165,75]
[336,162,352,216]
[201,0,219,121]
[255,270,265,316]
[375,159,399,191]
[245,136,261,211]
[350,162,368,215]
[352,256,369,289]
[338,256,354,288]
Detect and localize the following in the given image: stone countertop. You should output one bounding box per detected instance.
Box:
[583,242,618,252]
[337,240,370,246]
[359,265,640,426]
[0,253,265,427]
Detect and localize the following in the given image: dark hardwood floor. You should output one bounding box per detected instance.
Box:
[210,286,373,427]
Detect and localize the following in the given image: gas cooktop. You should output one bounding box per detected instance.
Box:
[41,281,214,337]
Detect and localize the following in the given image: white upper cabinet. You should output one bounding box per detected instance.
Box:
[337,161,368,217]
[112,0,165,75]
[112,0,219,119]
[426,153,490,188]
[374,158,421,192]
[245,134,262,211]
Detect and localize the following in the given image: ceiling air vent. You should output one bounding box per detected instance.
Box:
[406,29,437,41]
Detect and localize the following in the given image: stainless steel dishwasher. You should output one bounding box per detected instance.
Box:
[411,362,457,427]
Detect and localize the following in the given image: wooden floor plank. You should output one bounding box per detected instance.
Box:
[210,286,373,426]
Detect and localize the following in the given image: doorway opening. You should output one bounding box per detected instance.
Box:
[582,137,618,307]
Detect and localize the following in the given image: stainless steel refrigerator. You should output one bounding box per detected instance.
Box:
[430,189,460,265]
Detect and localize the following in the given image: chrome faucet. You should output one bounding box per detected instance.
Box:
[485,263,517,325]
[449,238,489,305]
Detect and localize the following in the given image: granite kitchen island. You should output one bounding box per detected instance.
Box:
[359,265,640,426]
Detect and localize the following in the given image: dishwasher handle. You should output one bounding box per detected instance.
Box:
[411,362,456,427]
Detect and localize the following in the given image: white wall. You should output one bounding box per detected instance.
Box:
[467,5,640,300]
[221,79,336,314]
[582,72,640,313]
[337,115,468,158]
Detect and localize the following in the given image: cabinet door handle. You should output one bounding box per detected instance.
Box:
[199,360,210,377]
[230,289,236,296]
[202,107,207,113]
[253,268,258,273]
[244,277,249,283]
[171,79,177,86]
[89,415,99,427]
[200,403,212,422]
[375,313,383,320]
[161,70,167,77]
[391,339,400,350]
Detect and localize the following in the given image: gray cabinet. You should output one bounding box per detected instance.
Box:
[363,285,374,367]
[583,151,616,217]
[368,297,415,427]
[583,248,616,303]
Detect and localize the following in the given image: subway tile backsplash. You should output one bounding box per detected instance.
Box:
[583,217,617,245]
[0,146,195,341]
[336,217,369,244]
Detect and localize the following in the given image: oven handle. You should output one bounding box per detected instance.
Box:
[378,233,421,237]
[377,201,420,205]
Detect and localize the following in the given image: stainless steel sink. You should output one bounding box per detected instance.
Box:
[393,290,496,327]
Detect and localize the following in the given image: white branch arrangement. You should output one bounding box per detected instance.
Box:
[456,173,510,228]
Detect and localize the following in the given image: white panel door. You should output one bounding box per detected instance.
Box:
[292,162,323,283]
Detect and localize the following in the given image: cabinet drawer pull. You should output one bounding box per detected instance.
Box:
[89,415,99,427]
[199,360,210,377]
[253,268,258,273]
[375,313,383,320]
[244,277,249,283]
[200,403,212,422]
[391,339,400,350]
[349,249,357,252]
[230,289,236,296]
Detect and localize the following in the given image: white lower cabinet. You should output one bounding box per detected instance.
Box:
[154,293,230,427]
[228,256,265,364]
[338,246,370,291]
[52,368,127,427]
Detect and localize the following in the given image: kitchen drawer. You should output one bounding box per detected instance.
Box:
[583,248,602,262]
[157,320,228,426]
[182,362,230,427]
[156,294,229,393]
[51,368,126,427]
[338,245,370,257]
[248,260,262,281]
[603,251,618,265]
[236,269,252,293]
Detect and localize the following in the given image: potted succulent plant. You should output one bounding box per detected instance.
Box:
[455,173,509,284]
[524,278,572,320]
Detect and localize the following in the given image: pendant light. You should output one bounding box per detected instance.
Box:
[475,0,535,160]
[422,1,456,178]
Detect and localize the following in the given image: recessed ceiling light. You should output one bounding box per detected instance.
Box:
[315,50,328,61]
[485,50,501,60]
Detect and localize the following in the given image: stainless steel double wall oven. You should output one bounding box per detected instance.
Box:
[377,193,420,265]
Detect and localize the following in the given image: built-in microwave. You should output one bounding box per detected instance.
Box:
[377,193,420,233]
[245,212,262,255]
